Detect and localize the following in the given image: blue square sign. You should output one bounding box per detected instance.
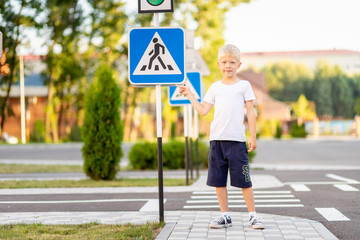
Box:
[128,27,186,86]
[168,72,202,106]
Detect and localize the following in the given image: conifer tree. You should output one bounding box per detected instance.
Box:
[82,65,123,180]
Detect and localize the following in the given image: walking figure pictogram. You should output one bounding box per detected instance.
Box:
[148,38,166,70]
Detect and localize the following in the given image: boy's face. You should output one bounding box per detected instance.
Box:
[217,54,242,79]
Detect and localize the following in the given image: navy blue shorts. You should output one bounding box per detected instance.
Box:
[207,140,252,188]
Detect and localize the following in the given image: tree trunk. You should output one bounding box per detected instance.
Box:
[45,67,58,142]
[129,89,142,141]
[123,86,135,141]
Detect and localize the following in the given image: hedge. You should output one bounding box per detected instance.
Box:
[129,140,256,170]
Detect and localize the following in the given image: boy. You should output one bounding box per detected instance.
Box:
[178,44,264,229]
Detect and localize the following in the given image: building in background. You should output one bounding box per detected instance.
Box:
[0,56,48,140]
[242,49,360,75]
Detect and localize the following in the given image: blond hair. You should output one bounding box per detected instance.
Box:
[218,44,241,61]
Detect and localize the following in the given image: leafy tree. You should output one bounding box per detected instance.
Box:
[42,0,84,142]
[291,94,315,124]
[331,74,354,118]
[355,98,360,116]
[312,63,334,116]
[354,76,360,116]
[0,0,42,134]
[262,61,313,101]
[41,0,128,141]
[311,62,355,118]
[82,65,123,180]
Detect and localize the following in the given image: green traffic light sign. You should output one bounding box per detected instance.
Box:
[147,0,164,6]
[138,0,173,13]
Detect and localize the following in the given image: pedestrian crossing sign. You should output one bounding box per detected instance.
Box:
[129,27,186,86]
[168,72,202,106]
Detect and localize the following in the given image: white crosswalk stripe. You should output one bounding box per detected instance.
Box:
[333,184,359,191]
[326,174,359,184]
[290,184,311,191]
[184,190,304,209]
[284,173,360,192]
[315,208,350,221]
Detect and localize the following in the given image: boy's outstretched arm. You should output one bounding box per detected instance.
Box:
[245,100,257,152]
[177,83,213,116]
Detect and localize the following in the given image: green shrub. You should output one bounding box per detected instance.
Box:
[248,149,256,163]
[129,142,157,170]
[69,124,82,142]
[81,65,123,180]
[193,141,210,168]
[290,123,307,138]
[128,140,257,169]
[275,123,282,139]
[163,140,185,169]
[129,140,210,170]
[30,120,45,142]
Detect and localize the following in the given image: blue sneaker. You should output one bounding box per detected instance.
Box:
[210,215,232,229]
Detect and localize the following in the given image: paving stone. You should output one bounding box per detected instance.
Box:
[188,232,207,238]
[280,230,301,235]
[169,232,189,237]
[278,225,297,230]
[207,233,226,238]
[226,236,247,240]
[264,236,285,240]
[301,233,322,238]
[303,238,325,240]
[283,235,305,239]
[190,228,208,233]
[172,227,190,233]
[244,237,266,240]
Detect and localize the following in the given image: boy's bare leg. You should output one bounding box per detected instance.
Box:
[216,187,229,212]
[242,187,255,212]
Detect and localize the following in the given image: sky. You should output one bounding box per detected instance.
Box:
[224,0,360,52]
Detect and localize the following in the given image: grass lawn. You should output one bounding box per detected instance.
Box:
[0,222,164,240]
[0,178,195,189]
[0,164,83,174]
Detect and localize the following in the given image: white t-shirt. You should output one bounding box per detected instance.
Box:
[203,80,256,142]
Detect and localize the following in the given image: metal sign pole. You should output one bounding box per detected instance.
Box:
[184,105,189,185]
[188,105,194,180]
[154,13,164,223]
[194,107,200,179]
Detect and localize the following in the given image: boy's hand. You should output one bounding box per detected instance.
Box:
[247,138,257,152]
[177,81,192,97]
